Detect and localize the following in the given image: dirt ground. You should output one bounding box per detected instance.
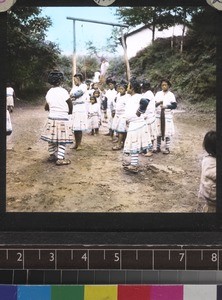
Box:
[6,100,216,212]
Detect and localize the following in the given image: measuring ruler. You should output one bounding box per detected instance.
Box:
[1,245,222,284]
[0,245,221,271]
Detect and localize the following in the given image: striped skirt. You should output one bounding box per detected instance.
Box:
[41,118,73,144]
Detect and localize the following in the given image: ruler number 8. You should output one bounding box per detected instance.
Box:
[211,252,217,262]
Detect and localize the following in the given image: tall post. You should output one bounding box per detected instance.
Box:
[67,17,129,84]
[121,30,131,81]
[72,20,76,86]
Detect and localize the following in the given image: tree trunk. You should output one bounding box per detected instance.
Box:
[180,8,187,53]
[180,23,186,53]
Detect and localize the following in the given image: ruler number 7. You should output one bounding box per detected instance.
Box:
[179,252,185,262]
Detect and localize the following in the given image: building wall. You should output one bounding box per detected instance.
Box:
[126,25,185,59]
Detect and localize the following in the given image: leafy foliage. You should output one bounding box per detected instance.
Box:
[115,6,216,107]
[7,7,61,97]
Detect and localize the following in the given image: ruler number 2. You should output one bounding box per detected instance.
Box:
[17,252,23,262]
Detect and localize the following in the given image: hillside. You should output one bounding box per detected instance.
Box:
[128,34,216,112]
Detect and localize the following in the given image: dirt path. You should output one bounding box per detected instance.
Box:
[6,102,215,212]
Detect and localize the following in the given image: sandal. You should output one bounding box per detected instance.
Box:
[112,145,122,150]
[123,165,139,173]
[56,158,71,166]
[152,148,161,154]
[122,161,130,166]
[48,154,57,162]
[144,151,153,157]
[162,148,170,154]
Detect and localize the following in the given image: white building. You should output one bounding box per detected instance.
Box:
[125,25,186,59]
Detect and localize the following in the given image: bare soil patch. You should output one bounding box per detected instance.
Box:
[6,102,216,212]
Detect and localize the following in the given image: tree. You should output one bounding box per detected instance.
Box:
[7,7,61,95]
[116,7,175,43]
[116,6,203,53]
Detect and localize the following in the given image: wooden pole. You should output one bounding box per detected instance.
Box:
[67,17,128,85]
[121,30,131,81]
[72,20,76,87]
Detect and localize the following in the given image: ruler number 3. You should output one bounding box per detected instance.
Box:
[49,252,55,262]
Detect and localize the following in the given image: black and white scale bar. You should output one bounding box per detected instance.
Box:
[0,248,221,271]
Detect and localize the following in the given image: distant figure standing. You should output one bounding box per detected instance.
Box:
[198,130,216,213]
[100,58,109,84]
[6,83,16,113]
[112,80,129,150]
[104,79,117,138]
[6,109,12,136]
[141,80,156,157]
[87,96,101,136]
[41,70,73,165]
[93,71,100,83]
[154,79,177,154]
[123,78,150,173]
[70,73,88,150]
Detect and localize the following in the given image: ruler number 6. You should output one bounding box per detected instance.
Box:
[17,252,23,262]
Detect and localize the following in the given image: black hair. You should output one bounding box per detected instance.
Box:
[160,78,171,87]
[129,78,141,94]
[203,130,216,157]
[90,96,97,103]
[141,80,151,91]
[48,70,64,86]
[85,79,92,84]
[106,77,116,86]
[118,79,128,90]
[93,90,100,96]
[74,73,84,82]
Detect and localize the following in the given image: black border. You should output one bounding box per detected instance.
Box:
[0,0,222,236]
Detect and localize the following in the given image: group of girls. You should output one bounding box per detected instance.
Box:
[102,77,178,173]
[40,70,178,170]
[28,69,218,212]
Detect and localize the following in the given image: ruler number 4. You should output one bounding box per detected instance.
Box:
[82,253,87,261]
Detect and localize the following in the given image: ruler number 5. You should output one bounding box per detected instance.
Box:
[17,252,23,262]
[114,252,120,262]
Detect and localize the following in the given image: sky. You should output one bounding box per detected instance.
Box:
[41,6,124,57]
